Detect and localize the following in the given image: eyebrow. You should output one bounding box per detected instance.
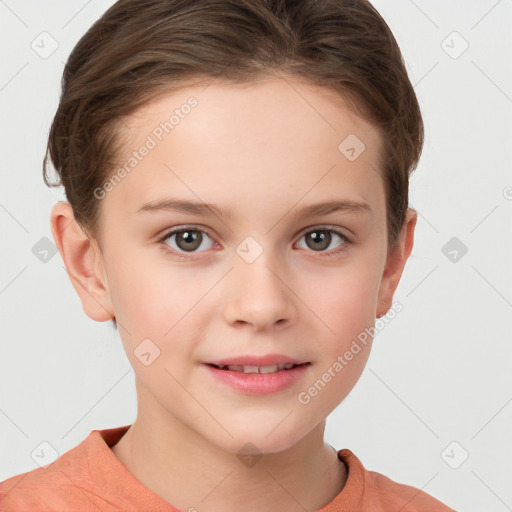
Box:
[136,198,372,218]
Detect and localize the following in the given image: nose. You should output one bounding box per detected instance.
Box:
[222,251,298,332]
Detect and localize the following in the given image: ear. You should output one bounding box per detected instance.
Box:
[50,201,114,322]
[376,208,417,317]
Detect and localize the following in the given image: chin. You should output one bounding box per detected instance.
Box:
[207,421,311,456]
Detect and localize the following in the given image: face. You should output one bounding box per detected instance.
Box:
[86,75,397,454]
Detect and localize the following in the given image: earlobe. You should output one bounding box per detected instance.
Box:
[376,208,417,317]
[50,201,114,322]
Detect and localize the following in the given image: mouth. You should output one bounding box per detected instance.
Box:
[203,359,311,395]
[206,362,310,374]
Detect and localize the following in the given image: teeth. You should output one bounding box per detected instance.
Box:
[227,365,244,372]
[242,365,265,373]
[256,365,278,374]
[217,363,299,373]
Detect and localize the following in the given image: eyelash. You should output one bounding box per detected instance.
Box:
[156,225,352,259]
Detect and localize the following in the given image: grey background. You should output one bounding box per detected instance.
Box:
[1,1,511,511]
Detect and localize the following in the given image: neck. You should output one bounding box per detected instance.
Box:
[111,384,347,512]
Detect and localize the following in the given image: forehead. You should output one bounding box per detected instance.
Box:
[121,75,381,151]
[104,75,385,222]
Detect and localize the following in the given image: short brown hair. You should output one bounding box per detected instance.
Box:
[44,0,424,328]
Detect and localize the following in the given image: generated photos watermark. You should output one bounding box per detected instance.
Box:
[297,300,403,405]
[93,96,198,200]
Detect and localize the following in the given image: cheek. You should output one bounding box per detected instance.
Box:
[107,262,213,371]
[292,256,379,408]
[108,257,200,332]
[299,259,381,341]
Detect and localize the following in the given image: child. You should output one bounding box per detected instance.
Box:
[0,0,456,510]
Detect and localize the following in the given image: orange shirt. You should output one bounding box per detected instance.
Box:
[0,424,455,511]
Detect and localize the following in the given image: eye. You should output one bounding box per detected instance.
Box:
[296,227,350,254]
[157,225,351,258]
[158,227,215,254]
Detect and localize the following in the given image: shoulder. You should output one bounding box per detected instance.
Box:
[338,449,457,512]
[0,426,131,512]
[367,469,456,511]
[0,463,85,511]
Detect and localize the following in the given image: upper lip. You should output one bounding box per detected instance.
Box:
[205,354,309,367]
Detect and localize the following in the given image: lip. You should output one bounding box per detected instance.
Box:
[203,356,311,395]
[205,354,308,366]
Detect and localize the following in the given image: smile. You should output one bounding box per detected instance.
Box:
[208,363,305,374]
[204,362,311,395]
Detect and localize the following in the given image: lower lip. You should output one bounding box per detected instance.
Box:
[203,363,310,395]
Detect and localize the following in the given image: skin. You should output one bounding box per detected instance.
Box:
[51,73,416,512]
